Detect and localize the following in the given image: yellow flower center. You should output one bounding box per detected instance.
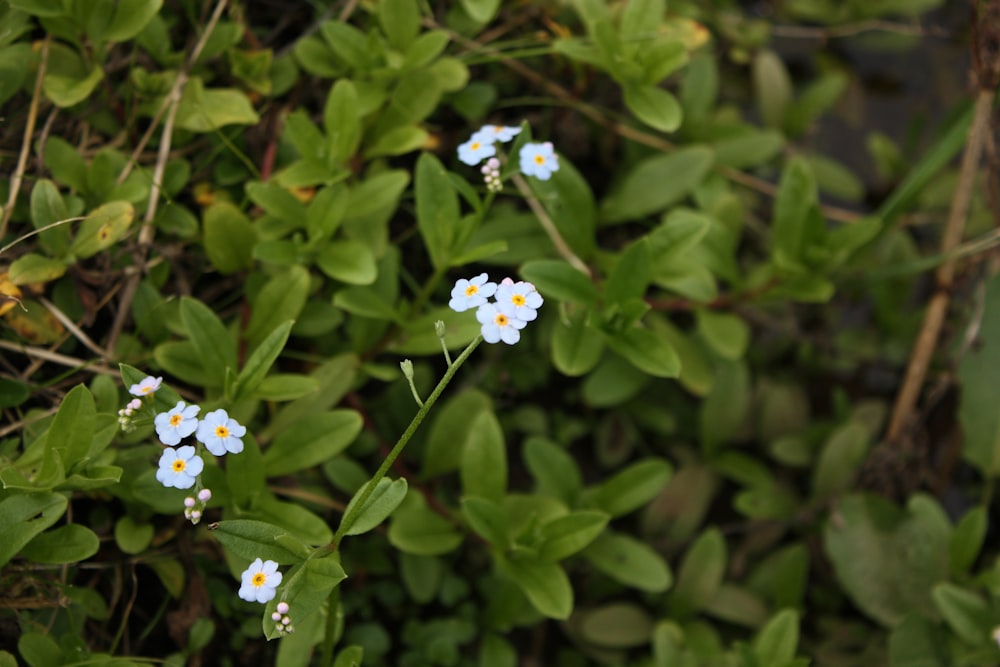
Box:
[494,313,509,326]
[252,573,267,587]
[511,294,526,307]
[464,284,479,297]
[534,154,545,165]
[170,414,183,426]
[215,425,230,439]
[141,385,153,394]
[470,142,481,150]
[172,459,186,472]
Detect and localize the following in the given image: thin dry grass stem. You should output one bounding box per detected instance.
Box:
[431,18,863,224]
[885,87,995,444]
[0,37,49,242]
[0,408,59,439]
[107,0,229,352]
[0,217,85,257]
[0,339,117,378]
[511,172,592,276]
[116,0,229,186]
[37,297,111,360]
[770,19,949,39]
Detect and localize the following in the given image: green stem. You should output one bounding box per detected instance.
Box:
[331,335,483,547]
[319,583,341,667]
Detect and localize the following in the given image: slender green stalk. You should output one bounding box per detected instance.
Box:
[319,583,341,667]
[331,335,483,547]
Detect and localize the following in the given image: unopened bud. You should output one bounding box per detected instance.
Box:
[434,320,446,338]
[399,359,414,380]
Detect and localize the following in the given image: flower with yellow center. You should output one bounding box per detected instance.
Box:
[449,273,497,313]
[457,130,497,166]
[196,408,247,456]
[156,445,203,489]
[519,142,559,180]
[476,303,527,345]
[129,375,163,397]
[154,400,201,446]
[238,558,283,604]
[496,279,544,323]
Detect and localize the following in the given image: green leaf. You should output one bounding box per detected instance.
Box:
[583,531,672,593]
[19,524,99,564]
[8,253,67,285]
[811,420,870,500]
[17,633,63,667]
[538,511,608,561]
[30,179,70,255]
[712,128,785,168]
[181,297,236,386]
[389,494,464,555]
[365,125,429,158]
[244,265,310,346]
[959,274,1000,477]
[753,49,792,129]
[527,157,597,260]
[333,646,365,667]
[324,79,361,164]
[624,83,682,133]
[0,493,68,567]
[771,157,819,269]
[316,239,377,285]
[696,310,749,361]
[209,519,310,564]
[889,613,948,667]
[460,0,500,23]
[576,603,654,648]
[262,410,362,476]
[246,181,307,226]
[462,496,509,548]
[68,201,134,259]
[949,506,987,575]
[601,146,714,224]
[551,310,604,377]
[203,202,257,274]
[586,457,672,517]
[103,0,163,42]
[46,384,95,469]
[932,583,992,645]
[175,80,259,132]
[378,0,420,49]
[520,259,598,305]
[605,239,652,305]
[263,555,347,641]
[824,493,951,627]
[115,516,154,555]
[342,477,409,536]
[523,436,583,505]
[699,359,750,452]
[753,609,799,665]
[415,152,459,268]
[230,320,294,402]
[501,556,573,620]
[670,528,726,617]
[253,374,318,401]
[44,66,103,107]
[606,326,681,378]
[461,410,507,502]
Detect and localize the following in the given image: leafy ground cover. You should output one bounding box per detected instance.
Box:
[1,0,999,665]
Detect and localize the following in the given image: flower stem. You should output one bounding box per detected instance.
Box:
[511,172,591,277]
[331,335,483,547]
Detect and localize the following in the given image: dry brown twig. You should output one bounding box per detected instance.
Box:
[884,88,995,444]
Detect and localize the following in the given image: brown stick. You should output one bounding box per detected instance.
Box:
[884,88,995,444]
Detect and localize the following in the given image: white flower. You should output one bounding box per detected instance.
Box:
[239,558,283,604]
[495,279,543,322]
[478,124,521,143]
[196,409,246,456]
[519,142,559,180]
[457,131,497,166]
[449,273,498,312]
[154,401,200,446]
[129,375,162,397]
[156,446,204,489]
[476,303,527,345]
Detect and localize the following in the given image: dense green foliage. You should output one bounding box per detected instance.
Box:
[1,0,998,665]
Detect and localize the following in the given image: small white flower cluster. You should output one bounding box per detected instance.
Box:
[117,398,143,431]
[457,124,560,183]
[183,488,212,525]
[480,157,502,192]
[449,274,543,345]
[271,601,294,636]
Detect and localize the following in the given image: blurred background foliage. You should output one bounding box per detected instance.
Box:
[1,0,999,665]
